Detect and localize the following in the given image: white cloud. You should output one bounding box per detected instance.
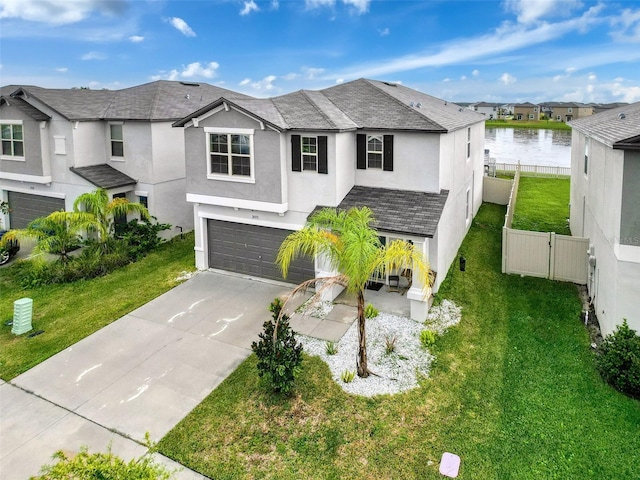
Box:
[472,69,480,76]
[588,73,597,81]
[336,78,344,84]
[81,51,106,60]
[565,66,576,74]
[239,78,251,86]
[500,73,516,85]
[0,0,126,25]
[305,0,370,14]
[343,0,370,14]
[504,0,582,24]
[443,77,451,82]
[609,8,640,42]
[282,72,299,80]
[168,17,196,37]
[327,5,604,81]
[271,0,280,9]
[610,81,640,103]
[379,27,389,36]
[460,75,467,80]
[56,67,68,72]
[252,75,277,91]
[302,67,325,79]
[129,35,144,43]
[240,1,259,16]
[182,62,219,78]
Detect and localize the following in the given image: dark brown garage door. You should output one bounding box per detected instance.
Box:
[207,220,315,284]
[7,191,65,229]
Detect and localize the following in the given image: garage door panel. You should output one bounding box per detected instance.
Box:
[7,192,66,229]
[207,220,314,284]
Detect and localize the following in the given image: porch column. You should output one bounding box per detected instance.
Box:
[407,239,431,321]
[315,251,344,302]
[194,206,207,270]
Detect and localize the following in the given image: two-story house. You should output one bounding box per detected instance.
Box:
[473,102,508,119]
[569,102,640,335]
[547,102,593,122]
[513,102,540,121]
[0,81,250,233]
[174,78,486,320]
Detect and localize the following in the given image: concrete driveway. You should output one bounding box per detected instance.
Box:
[1,271,294,479]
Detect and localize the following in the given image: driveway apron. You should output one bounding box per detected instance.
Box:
[2,271,292,479]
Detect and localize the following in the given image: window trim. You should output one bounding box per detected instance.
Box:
[109,122,124,161]
[366,134,383,169]
[301,135,318,172]
[204,127,255,183]
[465,187,472,225]
[584,139,589,177]
[1,120,25,161]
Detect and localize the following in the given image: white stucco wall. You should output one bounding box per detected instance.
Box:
[150,122,185,183]
[107,122,152,182]
[72,122,107,168]
[570,129,640,335]
[354,131,441,193]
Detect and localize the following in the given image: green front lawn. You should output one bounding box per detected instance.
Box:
[512,177,571,234]
[0,233,195,380]
[158,205,639,479]
[486,120,571,130]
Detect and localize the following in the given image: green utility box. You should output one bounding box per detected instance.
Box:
[12,297,33,335]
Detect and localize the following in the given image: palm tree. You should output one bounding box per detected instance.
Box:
[73,188,150,239]
[4,211,98,263]
[277,206,431,378]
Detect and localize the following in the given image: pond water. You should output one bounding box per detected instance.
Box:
[484,128,572,167]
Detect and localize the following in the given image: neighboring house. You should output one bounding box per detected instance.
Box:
[473,102,508,119]
[0,81,250,234]
[546,102,593,122]
[569,102,640,335]
[513,102,540,121]
[592,102,628,115]
[174,78,486,320]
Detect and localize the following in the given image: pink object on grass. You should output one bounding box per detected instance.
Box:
[439,452,461,478]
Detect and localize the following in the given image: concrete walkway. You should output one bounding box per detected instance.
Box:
[0,271,357,479]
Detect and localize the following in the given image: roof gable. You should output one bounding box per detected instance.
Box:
[0,96,50,121]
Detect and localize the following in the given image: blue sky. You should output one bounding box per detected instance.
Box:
[1,0,639,103]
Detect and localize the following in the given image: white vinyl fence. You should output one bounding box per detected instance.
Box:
[494,164,588,284]
[495,163,570,177]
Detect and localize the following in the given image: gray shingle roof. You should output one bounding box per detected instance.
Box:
[310,186,449,238]
[0,96,50,121]
[70,164,137,189]
[6,81,253,122]
[271,90,358,131]
[570,101,640,148]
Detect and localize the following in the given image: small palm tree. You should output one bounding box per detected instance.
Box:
[277,206,431,378]
[73,188,150,239]
[4,211,98,263]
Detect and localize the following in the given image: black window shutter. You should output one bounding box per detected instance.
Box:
[383,135,394,171]
[356,134,366,169]
[318,136,328,174]
[291,135,301,172]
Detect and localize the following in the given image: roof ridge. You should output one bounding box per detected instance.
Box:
[99,86,120,119]
[299,90,338,129]
[313,88,359,128]
[268,96,290,129]
[363,79,447,131]
[149,81,164,120]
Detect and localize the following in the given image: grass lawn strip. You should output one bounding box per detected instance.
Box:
[512,176,571,235]
[0,232,195,381]
[158,206,639,479]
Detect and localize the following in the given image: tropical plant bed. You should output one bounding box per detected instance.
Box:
[158,205,639,479]
[512,176,571,234]
[0,232,195,381]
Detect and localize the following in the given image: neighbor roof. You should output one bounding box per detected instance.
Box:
[310,186,449,238]
[4,81,253,122]
[570,101,640,148]
[69,164,137,189]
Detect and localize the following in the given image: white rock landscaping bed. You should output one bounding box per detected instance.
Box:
[299,300,462,397]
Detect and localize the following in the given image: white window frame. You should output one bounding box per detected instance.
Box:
[465,187,471,225]
[584,139,589,177]
[1,120,25,161]
[109,122,124,160]
[568,107,573,113]
[367,134,383,169]
[466,127,471,161]
[301,136,317,172]
[204,127,255,183]
[528,113,535,120]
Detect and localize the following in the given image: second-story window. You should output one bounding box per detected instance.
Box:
[110,124,124,158]
[1,122,24,158]
[208,132,252,178]
[302,136,317,171]
[367,135,383,169]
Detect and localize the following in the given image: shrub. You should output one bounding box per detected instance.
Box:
[120,217,171,260]
[595,319,640,397]
[364,303,379,319]
[325,341,338,355]
[251,298,303,395]
[385,335,397,354]
[341,370,355,383]
[420,329,437,349]
[34,437,175,479]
